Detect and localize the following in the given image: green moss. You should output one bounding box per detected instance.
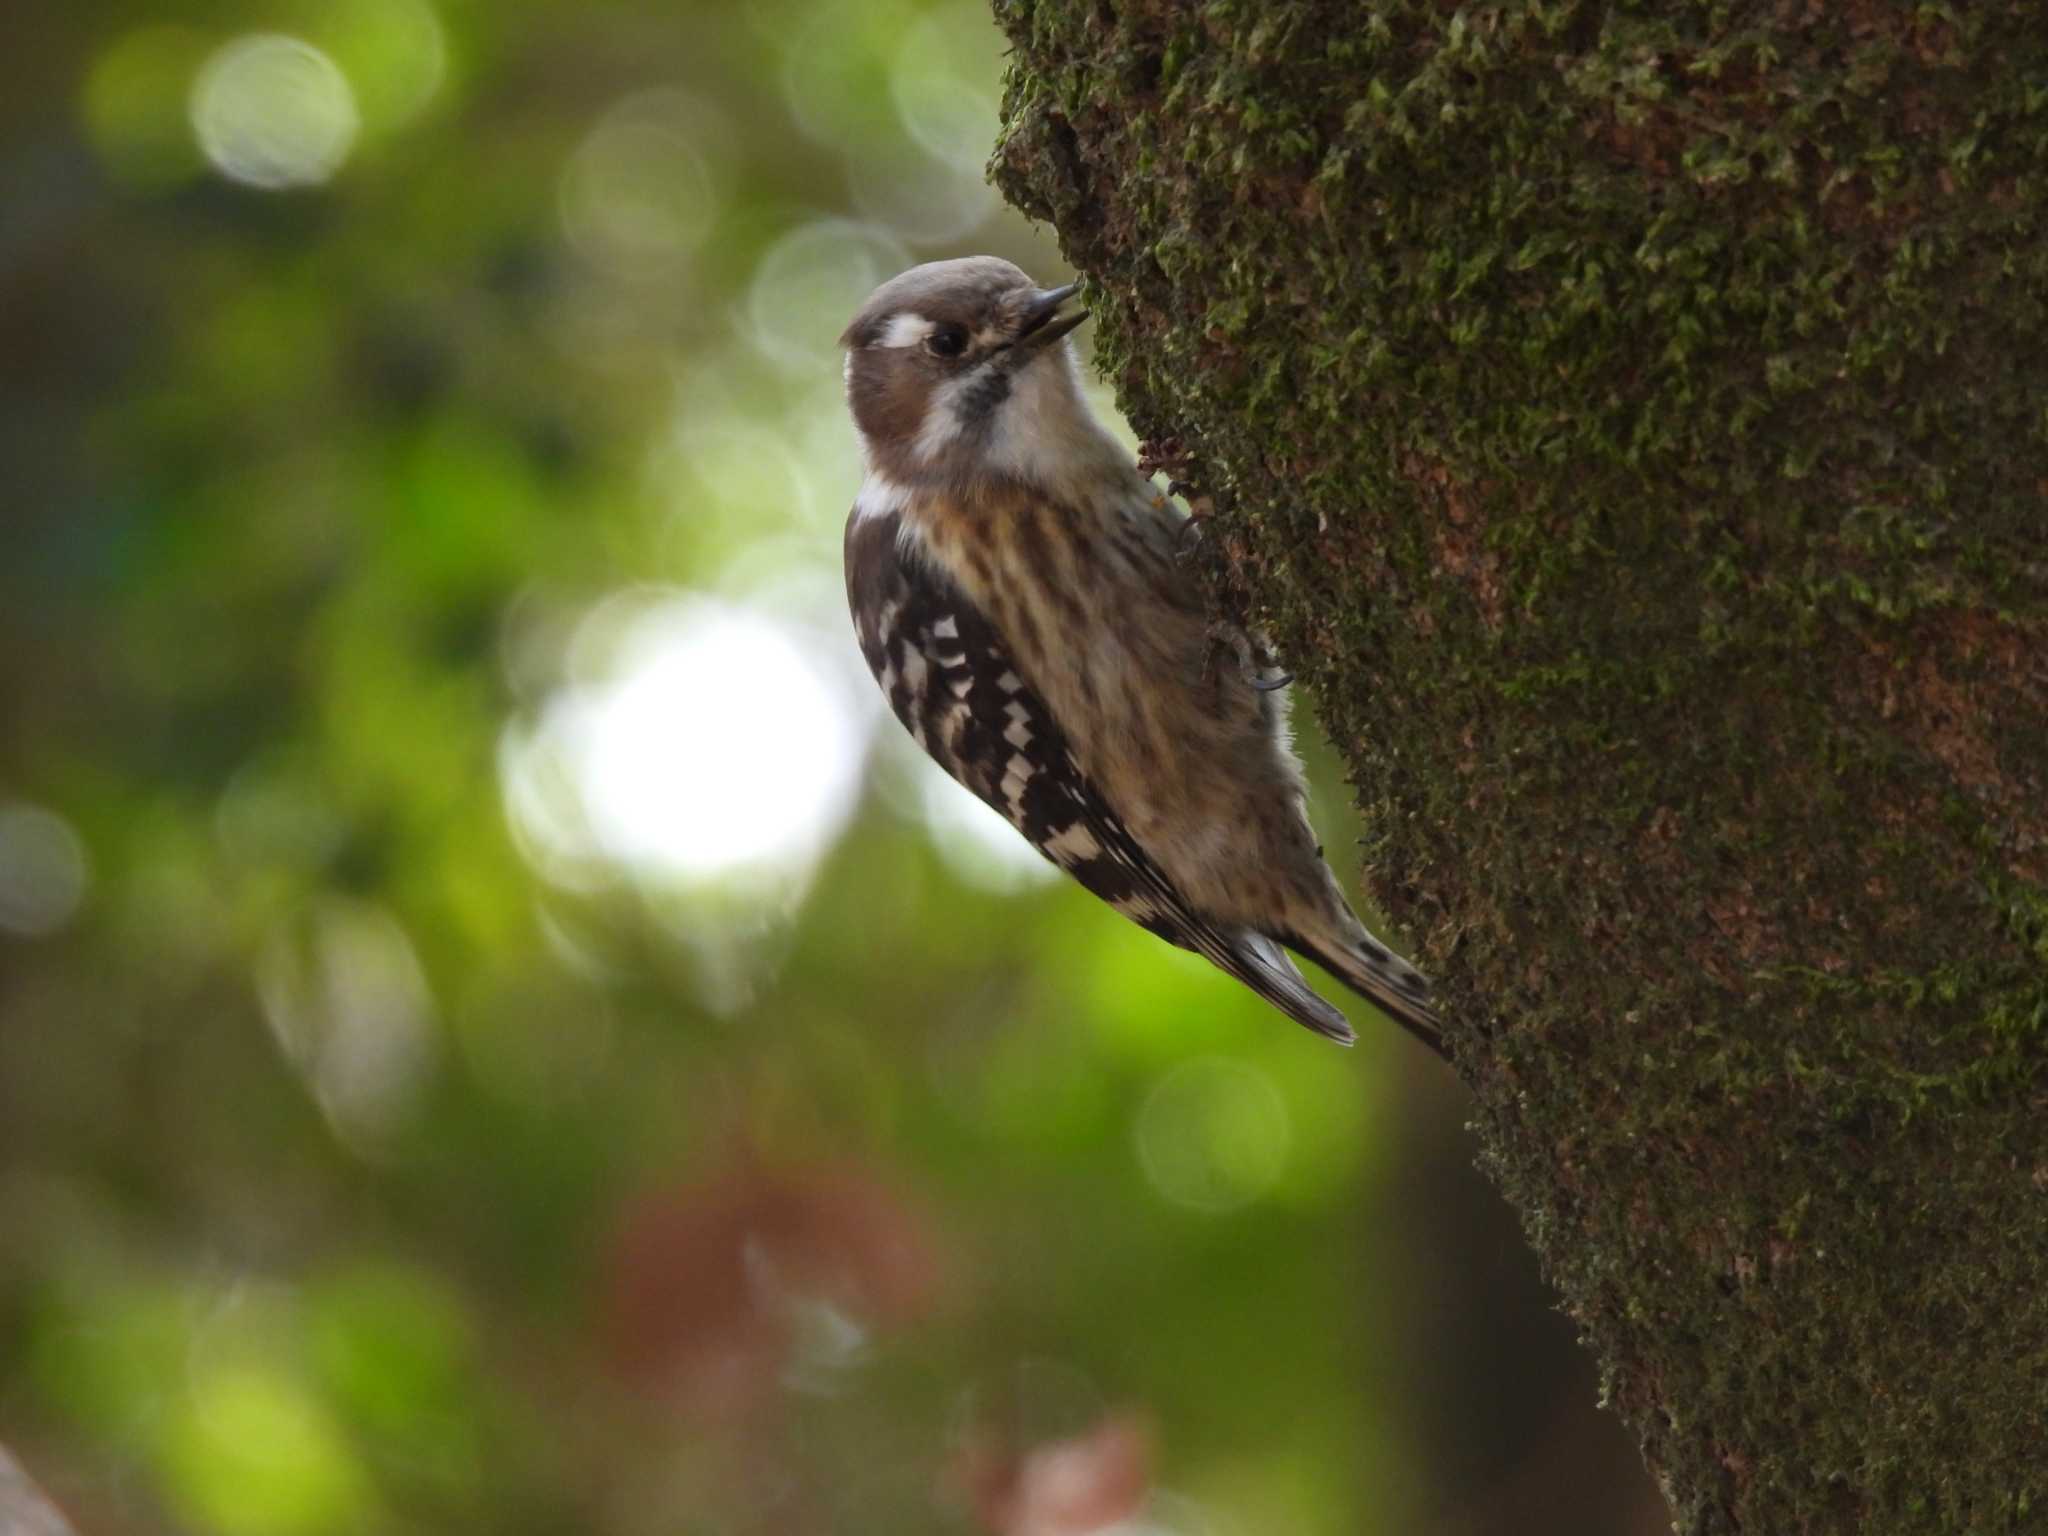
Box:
[993,1,2048,1531]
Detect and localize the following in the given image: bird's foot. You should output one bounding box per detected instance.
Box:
[1204,621,1292,693]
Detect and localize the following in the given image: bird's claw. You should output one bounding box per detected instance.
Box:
[1205,621,1292,694]
[1136,435,1191,480]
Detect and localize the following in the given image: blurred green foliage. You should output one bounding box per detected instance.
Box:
[0,3,1654,1533]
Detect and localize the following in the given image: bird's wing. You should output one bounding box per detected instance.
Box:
[847,506,1357,1044]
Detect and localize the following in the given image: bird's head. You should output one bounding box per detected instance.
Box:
[841,257,1115,496]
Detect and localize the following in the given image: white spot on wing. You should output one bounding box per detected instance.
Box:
[1002,698,1033,748]
[1117,894,1163,923]
[898,646,928,694]
[1042,820,1103,864]
[1000,755,1033,813]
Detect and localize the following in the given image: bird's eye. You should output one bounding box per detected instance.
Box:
[925,325,968,359]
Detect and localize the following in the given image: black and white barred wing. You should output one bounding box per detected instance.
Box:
[845,507,1358,1044]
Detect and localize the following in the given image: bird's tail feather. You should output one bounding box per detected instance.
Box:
[1284,930,1446,1060]
[1223,930,1356,1045]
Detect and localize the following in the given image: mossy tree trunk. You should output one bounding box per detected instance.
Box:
[989,3,2048,1531]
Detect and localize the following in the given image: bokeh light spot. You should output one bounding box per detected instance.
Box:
[561,91,724,278]
[888,1,1003,173]
[81,26,210,189]
[306,1263,479,1461]
[778,0,918,149]
[320,0,448,134]
[162,1364,371,1536]
[257,901,440,1152]
[846,142,995,244]
[1135,1058,1292,1214]
[746,218,909,375]
[26,1279,189,1443]
[663,410,819,547]
[0,802,90,938]
[191,35,359,189]
[503,595,869,885]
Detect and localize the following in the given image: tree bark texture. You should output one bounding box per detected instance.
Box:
[989,3,2048,1531]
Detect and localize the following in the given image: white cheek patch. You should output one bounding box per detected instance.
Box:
[914,372,972,461]
[978,345,1135,506]
[880,313,936,348]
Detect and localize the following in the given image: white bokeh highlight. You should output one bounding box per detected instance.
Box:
[191,34,359,189]
[1135,1058,1292,1214]
[560,90,725,279]
[745,218,910,375]
[0,802,90,937]
[501,593,871,889]
[257,900,439,1152]
[888,3,1002,173]
[334,0,447,132]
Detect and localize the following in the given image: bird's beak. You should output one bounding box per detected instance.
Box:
[1013,282,1088,349]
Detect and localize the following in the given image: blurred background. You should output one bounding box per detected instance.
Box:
[0,2,1663,1532]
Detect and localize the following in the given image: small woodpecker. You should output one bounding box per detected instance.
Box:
[840,256,1442,1056]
